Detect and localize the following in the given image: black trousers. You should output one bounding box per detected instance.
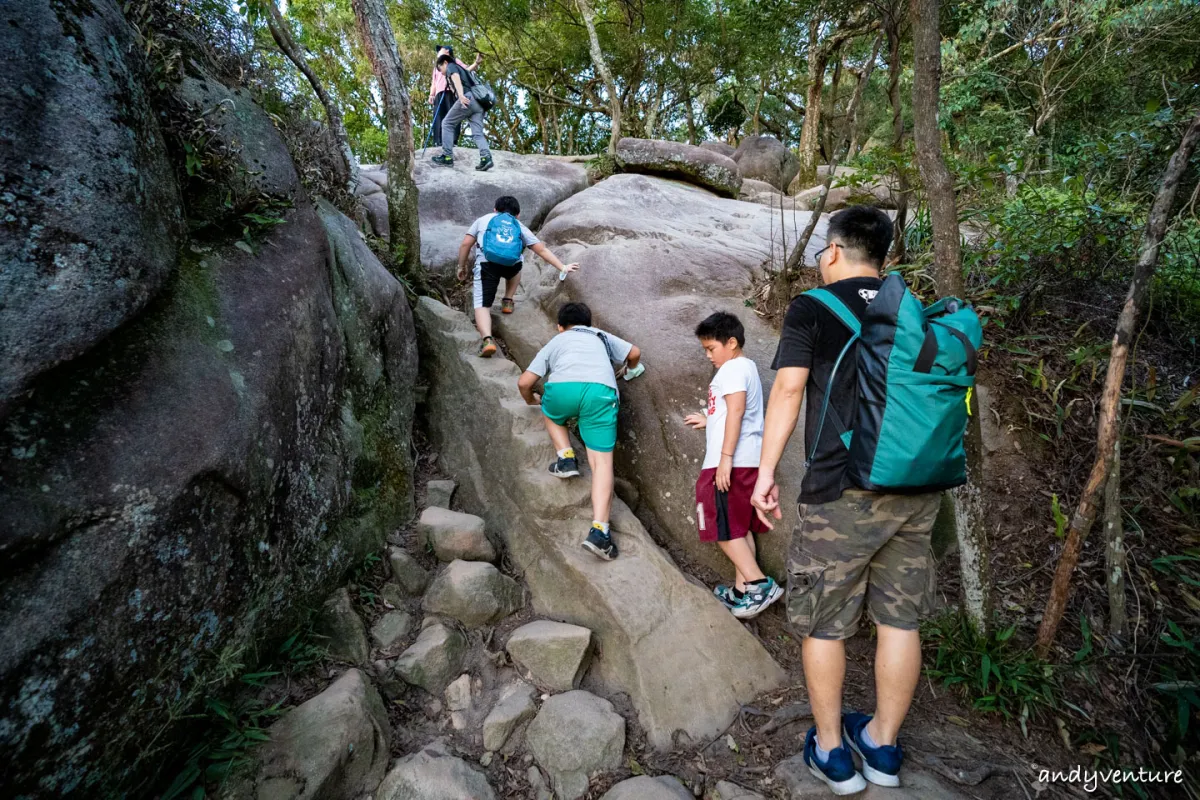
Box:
[430,91,462,147]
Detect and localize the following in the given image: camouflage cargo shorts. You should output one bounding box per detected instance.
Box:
[786,489,942,640]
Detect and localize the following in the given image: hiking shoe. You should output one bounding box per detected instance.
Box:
[501,297,515,314]
[431,154,454,167]
[548,456,580,478]
[476,155,494,171]
[730,577,783,619]
[803,727,867,796]
[479,337,497,358]
[713,584,737,609]
[582,527,618,561]
[843,713,903,787]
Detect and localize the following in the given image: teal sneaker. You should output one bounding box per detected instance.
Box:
[731,577,783,619]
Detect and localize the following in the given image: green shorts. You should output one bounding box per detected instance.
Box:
[541,381,619,453]
[785,490,941,640]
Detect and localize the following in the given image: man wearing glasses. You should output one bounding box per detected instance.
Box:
[752,206,939,793]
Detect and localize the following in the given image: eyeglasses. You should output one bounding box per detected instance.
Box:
[812,241,839,265]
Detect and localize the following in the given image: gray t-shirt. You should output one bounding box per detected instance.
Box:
[526,326,634,390]
[466,213,540,269]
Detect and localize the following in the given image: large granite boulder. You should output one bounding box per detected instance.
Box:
[394,622,467,694]
[494,173,823,579]
[416,298,785,749]
[506,620,593,691]
[417,507,497,562]
[739,178,786,208]
[700,140,737,157]
[0,0,183,412]
[616,137,743,198]
[733,135,800,192]
[602,776,694,800]
[223,669,390,800]
[0,19,417,790]
[358,151,589,275]
[789,164,896,209]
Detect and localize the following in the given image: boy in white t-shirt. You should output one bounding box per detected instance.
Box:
[685,312,782,619]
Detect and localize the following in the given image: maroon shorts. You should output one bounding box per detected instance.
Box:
[695,467,769,543]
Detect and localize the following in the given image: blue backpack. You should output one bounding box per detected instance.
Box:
[806,273,983,492]
[481,213,524,266]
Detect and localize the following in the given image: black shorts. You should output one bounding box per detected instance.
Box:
[474,261,522,308]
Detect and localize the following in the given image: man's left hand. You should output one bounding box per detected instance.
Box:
[456,265,468,282]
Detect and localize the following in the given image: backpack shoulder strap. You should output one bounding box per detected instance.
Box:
[803,288,862,335]
[570,327,615,362]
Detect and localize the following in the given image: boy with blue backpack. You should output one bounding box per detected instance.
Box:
[456,196,579,357]
[752,206,981,794]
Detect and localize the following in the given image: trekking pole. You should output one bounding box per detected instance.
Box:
[420,99,436,154]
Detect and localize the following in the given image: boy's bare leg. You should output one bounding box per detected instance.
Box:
[803,636,847,752]
[867,624,921,746]
[542,416,572,453]
[717,538,766,590]
[586,448,614,524]
[474,307,494,339]
[503,271,521,301]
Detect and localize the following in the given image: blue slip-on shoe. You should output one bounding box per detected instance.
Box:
[843,712,903,787]
[803,726,867,796]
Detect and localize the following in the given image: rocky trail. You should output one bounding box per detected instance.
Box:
[202,146,1039,799]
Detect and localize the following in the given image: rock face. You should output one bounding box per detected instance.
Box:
[418,507,498,562]
[357,151,590,274]
[376,747,496,800]
[482,681,537,751]
[700,140,737,157]
[601,776,695,800]
[739,178,786,207]
[225,669,390,800]
[789,164,895,210]
[494,173,820,579]
[318,588,371,664]
[0,0,182,411]
[506,620,593,691]
[526,691,625,800]
[0,8,417,792]
[733,135,800,192]
[395,622,468,694]
[416,298,785,749]
[388,546,430,596]
[616,137,743,198]
[423,560,523,628]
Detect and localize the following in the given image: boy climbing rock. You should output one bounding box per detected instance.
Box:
[517,303,643,561]
[685,312,781,619]
[457,196,578,357]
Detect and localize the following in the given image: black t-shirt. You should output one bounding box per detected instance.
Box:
[444,62,474,96]
[771,276,882,505]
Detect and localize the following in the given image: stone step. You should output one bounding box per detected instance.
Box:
[416,297,785,750]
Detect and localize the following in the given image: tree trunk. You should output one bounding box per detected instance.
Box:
[1104,437,1127,646]
[844,34,883,157]
[785,37,880,273]
[578,0,621,153]
[351,0,424,290]
[263,0,359,193]
[822,52,844,162]
[1035,110,1200,657]
[911,0,990,631]
[685,87,697,144]
[796,19,827,189]
[886,4,908,261]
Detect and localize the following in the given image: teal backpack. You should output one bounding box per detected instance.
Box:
[805,273,983,492]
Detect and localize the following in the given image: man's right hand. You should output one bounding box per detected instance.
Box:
[460,96,471,107]
[751,471,783,530]
[456,265,468,282]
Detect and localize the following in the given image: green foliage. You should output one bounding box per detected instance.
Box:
[161,696,284,799]
[704,89,748,136]
[924,612,1063,730]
